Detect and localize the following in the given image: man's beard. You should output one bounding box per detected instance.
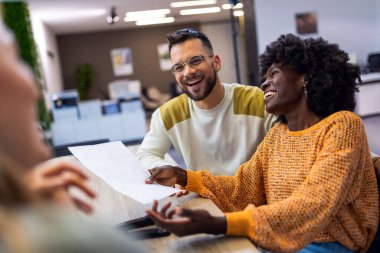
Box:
[182,68,217,101]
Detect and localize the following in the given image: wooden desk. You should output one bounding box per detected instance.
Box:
[65,145,259,253]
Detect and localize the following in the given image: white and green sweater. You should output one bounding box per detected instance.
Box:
[136,83,276,175]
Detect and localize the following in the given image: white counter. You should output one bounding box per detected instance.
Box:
[355,73,380,117]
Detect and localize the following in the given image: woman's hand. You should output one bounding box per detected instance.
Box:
[146,200,227,237]
[145,165,187,187]
[25,159,96,214]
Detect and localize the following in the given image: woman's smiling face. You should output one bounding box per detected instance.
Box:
[260,63,306,116]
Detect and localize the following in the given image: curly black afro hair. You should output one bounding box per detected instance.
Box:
[259,33,360,120]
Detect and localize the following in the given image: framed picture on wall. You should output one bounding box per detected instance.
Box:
[157,43,172,71]
[110,47,134,76]
[295,12,318,35]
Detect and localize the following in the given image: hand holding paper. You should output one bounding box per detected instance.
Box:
[68,141,180,204]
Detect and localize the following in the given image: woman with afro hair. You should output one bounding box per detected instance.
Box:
[145,34,379,253]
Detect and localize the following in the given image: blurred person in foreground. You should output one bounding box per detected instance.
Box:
[145,34,379,253]
[0,16,94,214]
[0,19,144,253]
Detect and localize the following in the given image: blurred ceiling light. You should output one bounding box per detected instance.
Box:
[170,0,216,8]
[124,14,167,22]
[33,9,106,21]
[125,9,170,19]
[136,17,175,26]
[233,10,244,17]
[180,7,221,15]
[221,3,243,9]
[107,6,119,25]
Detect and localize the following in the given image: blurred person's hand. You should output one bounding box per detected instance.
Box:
[25,159,96,214]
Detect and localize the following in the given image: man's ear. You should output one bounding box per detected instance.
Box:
[213,55,221,72]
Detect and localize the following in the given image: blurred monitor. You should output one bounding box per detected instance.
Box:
[50,90,79,122]
[51,90,78,109]
[368,53,380,72]
[102,100,120,115]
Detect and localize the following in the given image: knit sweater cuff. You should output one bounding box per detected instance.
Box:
[185,170,204,193]
[225,210,252,237]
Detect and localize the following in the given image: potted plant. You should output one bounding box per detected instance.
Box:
[75,63,94,101]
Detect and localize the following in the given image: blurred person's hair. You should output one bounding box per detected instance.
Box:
[259,33,360,123]
[167,28,213,55]
[0,156,36,206]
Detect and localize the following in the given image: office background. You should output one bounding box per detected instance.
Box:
[29,0,380,97]
[10,0,380,153]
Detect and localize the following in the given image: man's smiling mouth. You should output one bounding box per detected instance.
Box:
[185,77,203,87]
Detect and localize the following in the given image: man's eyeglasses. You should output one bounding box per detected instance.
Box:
[170,54,213,74]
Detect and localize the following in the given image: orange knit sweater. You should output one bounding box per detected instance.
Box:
[186,111,378,253]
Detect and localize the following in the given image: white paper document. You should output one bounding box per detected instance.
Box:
[68,141,180,204]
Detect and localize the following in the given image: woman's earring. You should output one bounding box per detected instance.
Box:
[303,83,308,99]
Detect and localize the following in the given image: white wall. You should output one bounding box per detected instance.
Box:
[30,15,63,94]
[376,0,380,50]
[255,0,379,64]
[201,21,248,85]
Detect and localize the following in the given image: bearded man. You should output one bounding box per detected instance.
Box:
[137,28,275,175]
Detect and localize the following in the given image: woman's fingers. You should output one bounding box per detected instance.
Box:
[160,202,172,218]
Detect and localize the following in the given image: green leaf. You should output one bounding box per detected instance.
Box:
[2,1,50,129]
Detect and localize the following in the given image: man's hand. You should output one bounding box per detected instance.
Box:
[145,165,187,187]
[25,159,96,214]
[146,200,227,237]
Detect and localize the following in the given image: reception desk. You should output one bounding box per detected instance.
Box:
[51,99,147,146]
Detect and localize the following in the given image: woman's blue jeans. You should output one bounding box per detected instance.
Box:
[259,242,356,253]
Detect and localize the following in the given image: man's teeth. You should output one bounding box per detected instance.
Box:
[187,78,202,86]
[264,91,276,99]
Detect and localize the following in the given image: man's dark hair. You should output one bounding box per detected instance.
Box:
[259,33,360,121]
[167,28,213,54]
